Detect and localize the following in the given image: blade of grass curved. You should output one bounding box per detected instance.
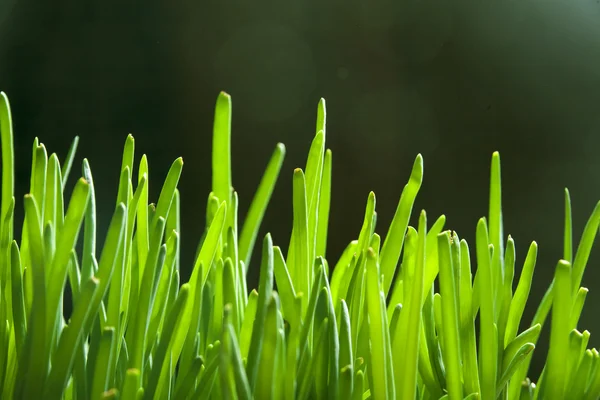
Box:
[387,226,416,319]
[496,343,535,398]
[151,157,183,240]
[0,92,15,231]
[570,287,588,329]
[476,218,497,400]
[503,324,541,371]
[422,215,446,305]
[273,246,298,327]
[60,136,79,189]
[380,153,423,296]
[330,240,357,303]
[571,200,600,294]
[239,143,285,269]
[505,241,538,346]
[438,231,463,400]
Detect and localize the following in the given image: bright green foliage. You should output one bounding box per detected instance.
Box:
[1,90,600,400]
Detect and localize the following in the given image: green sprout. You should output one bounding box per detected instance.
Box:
[0,90,599,399]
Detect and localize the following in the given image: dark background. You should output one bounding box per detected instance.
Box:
[2,0,600,378]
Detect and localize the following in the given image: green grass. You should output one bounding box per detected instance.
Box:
[0,90,599,399]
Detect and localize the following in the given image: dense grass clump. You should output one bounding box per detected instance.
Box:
[0,91,599,399]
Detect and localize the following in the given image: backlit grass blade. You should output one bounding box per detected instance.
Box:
[476,218,497,400]
[503,324,541,369]
[239,143,285,269]
[246,234,274,392]
[151,157,183,239]
[339,299,353,393]
[564,188,573,263]
[366,248,394,400]
[380,153,423,296]
[438,231,463,400]
[16,195,47,400]
[316,148,332,258]
[146,284,189,400]
[330,240,358,303]
[488,152,504,303]
[541,260,573,400]
[136,155,149,280]
[396,210,427,400]
[90,327,116,400]
[222,305,251,400]
[239,290,258,360]
[458,238,480,396]
[496,343,535,398]
[505,241,538,346]
[44,203,126,399]
[32,144,48,223]
[128,216,166,376]
[82,159,97,283]
[10,242,26,357]
[290,168,310,312]
[212,92,232,211]
[255,293,280,399]
[60,136,79,189]
[508,280,554,400]
[273,245,298,327]
[0,92,15,232]
[571,200,600,294]
[298,318,329,400]
[121,369,141,400]
[570,287,588,329]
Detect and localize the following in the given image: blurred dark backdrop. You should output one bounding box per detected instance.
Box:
[2,0,600,378]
